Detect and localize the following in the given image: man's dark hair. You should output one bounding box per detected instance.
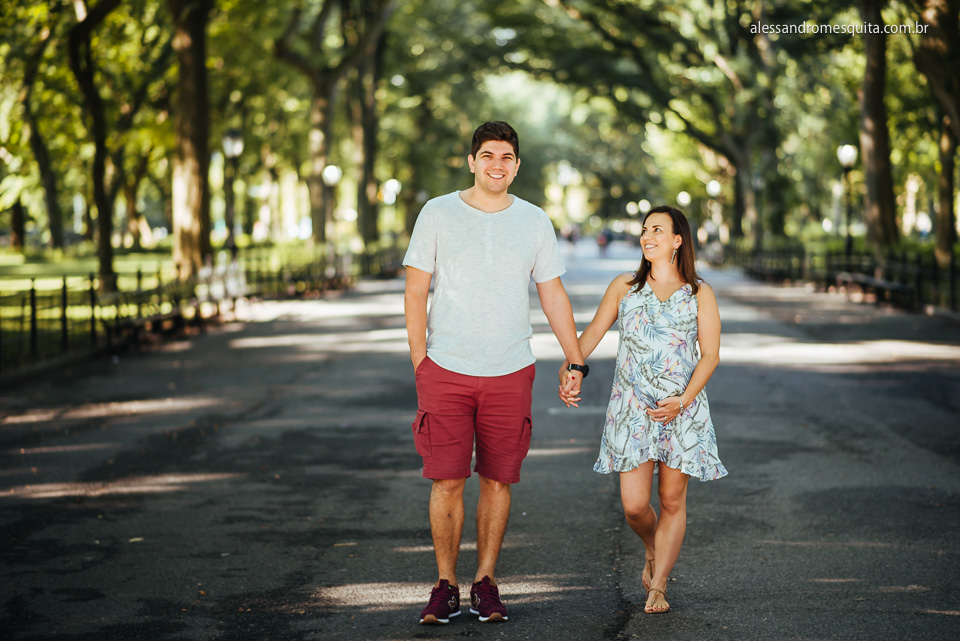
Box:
[471,121,520,158]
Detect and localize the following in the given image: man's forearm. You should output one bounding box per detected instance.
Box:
[404,293,428,365]
[542,296,584,365]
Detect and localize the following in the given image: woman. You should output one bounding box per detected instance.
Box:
[560,205,727,614]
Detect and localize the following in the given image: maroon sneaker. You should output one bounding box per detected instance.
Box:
[470,576,508,622]
[419,579,461,625]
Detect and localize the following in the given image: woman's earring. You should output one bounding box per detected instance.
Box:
[670,248,677,265]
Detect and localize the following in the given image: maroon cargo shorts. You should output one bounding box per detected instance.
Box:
[412,356,535,484]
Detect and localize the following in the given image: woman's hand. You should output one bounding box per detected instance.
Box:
[646,396,684,422]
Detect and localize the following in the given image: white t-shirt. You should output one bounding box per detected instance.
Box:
[403,191,566,376]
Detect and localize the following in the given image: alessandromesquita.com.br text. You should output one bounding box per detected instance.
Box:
[752,22,929,35]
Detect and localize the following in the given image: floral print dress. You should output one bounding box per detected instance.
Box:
[594,281,727,482]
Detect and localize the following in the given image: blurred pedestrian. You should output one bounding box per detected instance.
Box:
[597,228,611,257]
[404,121,586,625]
[560,205,727,614]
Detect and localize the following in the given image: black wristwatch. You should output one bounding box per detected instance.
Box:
[568,363,589,378]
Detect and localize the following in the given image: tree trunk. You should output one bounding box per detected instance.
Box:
[68,0,122,290]
[169,0,212,279]
[11,200,26,250]
[122,155,151,250]
[405,105,433,236]
[20,4,65,249]
[83,180,94,241]
[306,95,329,244]
[913,0,960,143]
[352,43,383,273]
[306,86,338,244]
[267,166,282,239]
[275,0,395,245]
[761,145,787,237]
[732,158,757,243]
[858,0,900,249]
[22,111,65,249]
[936,113,957,267]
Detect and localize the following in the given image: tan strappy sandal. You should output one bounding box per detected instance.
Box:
[641,558,655,590]
[645,587,670,613]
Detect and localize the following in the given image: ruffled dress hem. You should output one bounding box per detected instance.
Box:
[593,447,728,482]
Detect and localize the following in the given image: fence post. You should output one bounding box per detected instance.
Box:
[915,253,924,309]
[951,250,957,312]
[29,279,39,359]
[931,252,940,309]
[89,273,97,346]
[61,277,69,352]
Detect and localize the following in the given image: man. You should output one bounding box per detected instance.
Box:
[403,121,587,625]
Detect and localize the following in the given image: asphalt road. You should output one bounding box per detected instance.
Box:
[1,242,958,641]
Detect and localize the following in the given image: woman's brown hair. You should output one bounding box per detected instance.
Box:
[627,205,701,295]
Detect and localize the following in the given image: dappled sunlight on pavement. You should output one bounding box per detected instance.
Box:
[2,396,224,425]
[313,575,594,613]
[721,335,960,369]
[1,244,957,641]
[3,472,244,499]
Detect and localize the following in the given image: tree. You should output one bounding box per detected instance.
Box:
[275,0,395,243]
[346,3,387,269]
[501,0,807,244]
[17,1,67,249]
[68,0,124,289]
[69,0,174,288]
[857,0,900,249]
[907,0,960,264]
[168,0,212,278]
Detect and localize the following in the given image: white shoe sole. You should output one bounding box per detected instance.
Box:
[471,608,507,622]
[419,610,461,625]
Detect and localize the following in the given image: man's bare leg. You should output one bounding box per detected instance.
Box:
[430,477,467,587]
[474,474,511,584]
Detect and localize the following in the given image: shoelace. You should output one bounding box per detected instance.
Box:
[475,584,502,609]
[428,586,454,610]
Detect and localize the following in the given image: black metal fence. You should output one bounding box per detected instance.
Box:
[728,245,959,313]
[0,245,386,374]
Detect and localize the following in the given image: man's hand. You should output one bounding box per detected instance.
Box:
[411,350,427,371]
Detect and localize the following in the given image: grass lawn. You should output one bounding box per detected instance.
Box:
[0,251,178,292]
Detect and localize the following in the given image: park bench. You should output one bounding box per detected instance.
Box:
[836,271,915,309]
[99,288,197,352]
[102,306,187,351]
[744,260,796,283]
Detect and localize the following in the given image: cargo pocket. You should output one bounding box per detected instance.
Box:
[411,409,432,457]
[517,415,533,463]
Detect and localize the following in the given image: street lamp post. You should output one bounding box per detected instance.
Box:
[322,164,343,279]
[222,129,244,257]
[705,180,722,246]
[837,144,858,264]
[380,178,402,275]
[752,173,765,254]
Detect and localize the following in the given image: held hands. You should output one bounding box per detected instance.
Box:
[647,396,684,423]
[557,366,582,408]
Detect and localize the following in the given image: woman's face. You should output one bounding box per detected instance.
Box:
[640,213,680,262]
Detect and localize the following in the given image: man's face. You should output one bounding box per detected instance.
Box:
[468,140,520,195]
